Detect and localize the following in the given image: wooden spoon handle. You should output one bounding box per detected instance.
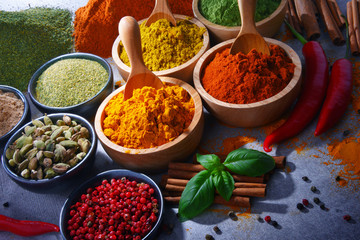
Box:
[238,0,257,34]
[119,16,147,77]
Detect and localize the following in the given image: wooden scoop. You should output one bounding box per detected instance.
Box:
[229,0,270,55]
[119,16,164,100]
[145,0,177,27]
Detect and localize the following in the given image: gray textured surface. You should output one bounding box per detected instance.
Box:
[1,0,360,240]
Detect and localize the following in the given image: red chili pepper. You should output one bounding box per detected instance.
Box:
[314,17,353,136]
[263,21,329,152]
[0,214,59,237]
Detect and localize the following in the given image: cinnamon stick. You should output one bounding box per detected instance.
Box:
[315,0,345,45]
[161,175,267,188]
[163,195,251,208]
[329,0,346,27]
[326,0,344,28]
[288,0,303,33]
[167,168,265,183]
[163,183,266,198]
[352,0,360,50]
[294,0,321,40]
[347,1,360,55]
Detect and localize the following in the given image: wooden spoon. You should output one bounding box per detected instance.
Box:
[229,0,270,55]
[119,16,164,100]
[145,0,177,27]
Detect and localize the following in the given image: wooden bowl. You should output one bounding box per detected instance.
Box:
[112,14,210,84]
[192,0,287,44]
[193,38,302,128]
[94,77,204,172]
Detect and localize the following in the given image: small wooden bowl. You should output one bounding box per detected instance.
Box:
[112,14,210,84]
[94,77,204,172]
[192,0,287,44]
[193,38,302,128]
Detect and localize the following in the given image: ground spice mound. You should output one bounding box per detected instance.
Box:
[0,90,24,137]
[102,85,194,149]
[201,44,295,104]
[325,137,360,189]
[73,0,194,58]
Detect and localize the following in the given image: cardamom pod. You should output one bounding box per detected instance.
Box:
[24,148,38,160]
[80,127,90,139]
[24,125,36,136]
[63,130,72,140]
[18,159,29,173]
[56,119,65,126]
[13,149,22,164]
[33,140,45,150]
[37,167,43,180]
[45,168,57,179]
[60,140,78,148]
[21,169,30,179]
[30,169,38,179]
[43,114,53,125]
[28,157,38,170]
[56,137,66,143]
[19,143,34,157]
[15,135,33,149]
[36,150,44,162]
[43,151,54,158]
[33,127,45,137]
[5,147,15,160]
[78,138,91,153]
[32,119,45,128]
[50,128,63,140]
[43,158,52,168]
[76,152,86,160]
[68,157,80,167]
[63,115,72,126]
[41,124,52,132]
[8,159,17,167]
[52,163,70,174]
[71,120,78,127]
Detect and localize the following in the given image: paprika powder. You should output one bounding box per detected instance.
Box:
[201,45,295,104]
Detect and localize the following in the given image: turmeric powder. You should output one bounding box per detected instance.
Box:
[325,137,360,188]
[103,84,194,149]
[119,19,206,71]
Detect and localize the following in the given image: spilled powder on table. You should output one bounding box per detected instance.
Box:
[280,27,294,42]
[323,137,360,191]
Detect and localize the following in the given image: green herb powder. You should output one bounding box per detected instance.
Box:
[199,0,281,27]
[35,59,108,107]
[0,8,73,91]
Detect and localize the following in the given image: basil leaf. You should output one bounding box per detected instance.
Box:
[223,148,275,177]
[212,170,234,201]
[196,153,223,171]
[178,170,214,221]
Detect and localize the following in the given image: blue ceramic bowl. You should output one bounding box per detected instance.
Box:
[59,169,164,240]
[1,113,97,189]
[28,52,113,120]
[0,85,29,143]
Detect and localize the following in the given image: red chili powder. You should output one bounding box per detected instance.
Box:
[201,45,295,104]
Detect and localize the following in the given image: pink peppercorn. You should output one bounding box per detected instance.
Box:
[302,199,309,206]
[343,215,351,221]
[264,216,271,223]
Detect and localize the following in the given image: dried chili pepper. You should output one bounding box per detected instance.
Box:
[314,18,353,136]
[264,21,329,152]
[0,214,59,237]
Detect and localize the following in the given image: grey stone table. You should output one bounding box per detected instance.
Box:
[1,0,359,239]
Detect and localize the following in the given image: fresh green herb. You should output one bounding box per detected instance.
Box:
[0,8,73,91]
[178,170,214,221]
[223,148,275,177]
[178,148,274,221]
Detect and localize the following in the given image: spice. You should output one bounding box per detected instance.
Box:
[343,215,351,221]
[325,137,360,189]
[35,59,108,107]
[0,214,59,237]
[296,203,304,210]
[201,45,294,104]
[5,115,92,180]
[3,202,9,208]
[73,0,193,58]
[228,211,238,221]
[119,19,206,72]
[272,220,278,227]
[198,0,281,26]
[335,176,341,181]
[213,226,221,234]
[205,234,215,240]
[67,178,159,239]
[0,90,24,137]
[320,203,327,210]
[0,8,73,92]
[311,186,318,192]
[264,215,271,223]
[313,197,321,204]
[103,84,194,149]
[302,176,309,181]
[302,199,309,206]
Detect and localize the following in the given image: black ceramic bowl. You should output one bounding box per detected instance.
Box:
[59,169,164,240]
[28,52,113,120]
[0,85,29,144]
[1,113,97,189]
